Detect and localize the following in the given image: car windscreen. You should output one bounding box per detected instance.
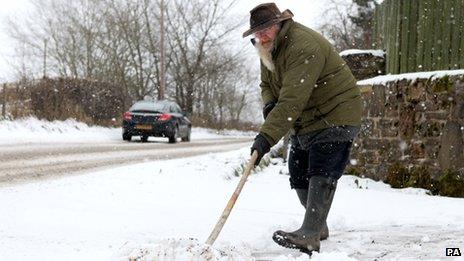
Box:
[129,101,169,113]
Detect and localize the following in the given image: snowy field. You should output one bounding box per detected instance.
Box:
[0,117,254,145]
[1,146,463,260]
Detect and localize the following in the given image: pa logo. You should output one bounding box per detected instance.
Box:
[446,248,461,256]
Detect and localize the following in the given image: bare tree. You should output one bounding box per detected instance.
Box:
[165,0,243,114]
[317,0,377,51]
[317,0,360,51]
[6,0,261,128]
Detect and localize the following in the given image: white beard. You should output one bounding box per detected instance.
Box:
[253,41,275,72]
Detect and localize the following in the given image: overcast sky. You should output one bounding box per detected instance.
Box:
[0,0,332,82]
[0,0,33,81]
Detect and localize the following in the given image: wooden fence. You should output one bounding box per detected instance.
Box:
[373,0,464,74]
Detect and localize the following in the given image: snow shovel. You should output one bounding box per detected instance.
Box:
[205,150,259,245]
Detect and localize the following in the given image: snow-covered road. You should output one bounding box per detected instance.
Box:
[0,117,253,184]
[0,138,252,184]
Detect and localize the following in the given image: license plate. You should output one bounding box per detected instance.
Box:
[135,124,152,130]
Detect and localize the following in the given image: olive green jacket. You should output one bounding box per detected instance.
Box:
[259,20,362,146]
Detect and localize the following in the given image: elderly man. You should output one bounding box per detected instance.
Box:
[245,3,362,254]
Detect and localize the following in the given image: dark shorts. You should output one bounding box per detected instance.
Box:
[288,126,359,189]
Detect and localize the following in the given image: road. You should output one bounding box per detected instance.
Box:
[0,137,252,185]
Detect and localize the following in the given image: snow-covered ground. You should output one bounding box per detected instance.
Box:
[0,117,254,145]
[1,146,463,260]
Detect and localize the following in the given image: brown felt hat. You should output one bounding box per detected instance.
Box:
[242,3,293,38]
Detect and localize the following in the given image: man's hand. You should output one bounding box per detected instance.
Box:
[262,101,276,120]
[250,133,271,166]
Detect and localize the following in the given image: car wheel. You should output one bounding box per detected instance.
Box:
[123,133,132,141]
[181,127,191,142]
[141,134,149,142]
[168,126,178,143]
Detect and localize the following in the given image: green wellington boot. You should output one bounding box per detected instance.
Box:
[295,188,329,240]
[274,176,337,254]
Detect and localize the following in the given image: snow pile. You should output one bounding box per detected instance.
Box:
[118,239,356,261]
[358,69,464,86]
[118,238,253,260]
[0,117,120,144]
[339,49,385,57]
[343,175,430,195]
[0,117,254,144]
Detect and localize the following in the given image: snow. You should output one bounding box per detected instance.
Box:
[339,49,385,58]
[119,238,253,260]
[0,117,254,144]
[358,69,464,86]
[1,147,463,260]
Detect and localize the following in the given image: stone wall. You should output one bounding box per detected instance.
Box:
[340,50,386,80]
[350,74,464,180]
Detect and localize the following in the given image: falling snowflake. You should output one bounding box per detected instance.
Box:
[350,159,358,166]
[399,141,408,151]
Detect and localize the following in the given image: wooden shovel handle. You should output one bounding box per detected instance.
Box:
[205,150,259,245]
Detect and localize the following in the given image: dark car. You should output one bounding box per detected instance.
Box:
[122,100,191,143]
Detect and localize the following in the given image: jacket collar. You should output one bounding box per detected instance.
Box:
[272,19,293,58]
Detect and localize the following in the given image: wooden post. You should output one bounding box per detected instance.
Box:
[407,1,419,72]
[450,0,461,69]
[442,0,452,70]
[400,0,410,73]
[432,0,443,70]
[423,0,433,71]
[393,0,401,74]
[460,0,464,68]
[416,0,425,71]
[375,2,382,49]
[372,7,378,48]
[407,0,418,72]
[387,0,395,73]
